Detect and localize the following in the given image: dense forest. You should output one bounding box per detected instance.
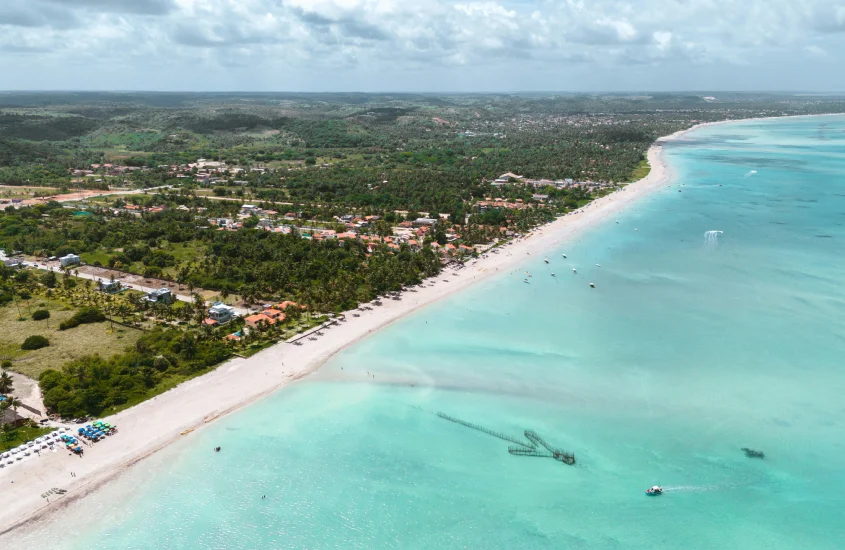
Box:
[0,200,442,311]
[3,92,844,211]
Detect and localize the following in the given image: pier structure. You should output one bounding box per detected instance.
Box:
[435,411,576,466]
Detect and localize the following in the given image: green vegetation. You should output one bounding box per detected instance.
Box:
[1,423,53,452]
[39,328,232,418]
[21,335,49,350]
[58,306,106,331]
[32,309,50,320]
[0,285,142,379]
[629,159,651,182]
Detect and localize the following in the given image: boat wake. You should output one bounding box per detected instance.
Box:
[703,230,723,245]
[745,170,758,177]
[662,483,734,493]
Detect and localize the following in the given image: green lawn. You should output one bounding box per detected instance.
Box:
[629,159,651,182]
[80,250,114,266]
[162,240,206,263]
[0,296,143,379]
[1,424,53,451]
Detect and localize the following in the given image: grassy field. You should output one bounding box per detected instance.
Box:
[0,186,60,200]
[1,424,53,451]
[95,148,155,162]
[0,297,142,379]
[629,159,651,182]
[79,250,114,266]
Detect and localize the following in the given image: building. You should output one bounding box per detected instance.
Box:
[59,254,80,267]
[3,258,22,268]
[261,308,286,322]
[208,302,236,324]
[244,313,276,328]
[413,218,438,226]
[144,287,172,304]
[1,407,25,427]
[98,280,122,294]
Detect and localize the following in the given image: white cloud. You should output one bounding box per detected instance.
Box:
[0,0,844,90]
[652,31,672,51]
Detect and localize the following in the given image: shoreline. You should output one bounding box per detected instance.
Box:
[0,113,831,535]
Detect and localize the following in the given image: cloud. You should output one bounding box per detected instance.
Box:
[0,4,81,29]
[804,45,827,57]
[41,0,176,15]
[0,0,844,91]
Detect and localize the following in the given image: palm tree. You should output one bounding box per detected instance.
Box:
[0,370,13,394]
[5,396,22,412]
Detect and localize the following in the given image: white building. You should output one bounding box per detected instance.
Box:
[208,302,236,324]
[59,254,80,267]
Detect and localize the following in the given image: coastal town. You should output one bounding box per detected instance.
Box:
[0,89,843,540]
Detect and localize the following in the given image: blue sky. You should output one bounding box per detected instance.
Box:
[1,0,844,92]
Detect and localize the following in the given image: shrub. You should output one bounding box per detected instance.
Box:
[22,335,49,350]
[32,309,50,321]
[59,306,106,330]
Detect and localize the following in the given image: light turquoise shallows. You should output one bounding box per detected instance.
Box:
[12,116,845,549]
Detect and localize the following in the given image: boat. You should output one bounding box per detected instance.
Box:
[646,486,663,496]
[544,258,549,263]
[589,282,595,288]
[562,253,567,258]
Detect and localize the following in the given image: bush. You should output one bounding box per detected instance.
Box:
[59,306,106,330]
[39,328,233,417]
[32,309,50,321]
[22,335,49,350]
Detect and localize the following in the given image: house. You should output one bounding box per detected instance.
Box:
[413,218,438,226]
[144,288,172,304]
[276,301,303,311]
[208,303,236,324]
[241,205,260,215]
[59,254,80,267]
[3,258,22,268]
[244,313,275,328]
[262,308,286,322]
[202,318,219,327]
[98,280,122,294]
[532,194,549,202]
[1,408,25,427]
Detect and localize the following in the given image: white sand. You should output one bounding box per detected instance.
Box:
[0,132,681,535]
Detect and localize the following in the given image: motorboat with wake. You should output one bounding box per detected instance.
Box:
[645,486,663,496]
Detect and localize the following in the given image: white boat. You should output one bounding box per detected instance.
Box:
[646,486,663,496]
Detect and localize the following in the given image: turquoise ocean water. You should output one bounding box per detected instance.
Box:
[8,116,845,549]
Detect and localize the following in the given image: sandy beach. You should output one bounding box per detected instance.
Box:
[0,130,682,535]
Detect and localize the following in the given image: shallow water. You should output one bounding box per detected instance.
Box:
[8,116,845,549]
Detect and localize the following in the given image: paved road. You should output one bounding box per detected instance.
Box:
[25,262,251,316]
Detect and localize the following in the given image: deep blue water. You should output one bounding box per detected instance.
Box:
[8,115,845,549]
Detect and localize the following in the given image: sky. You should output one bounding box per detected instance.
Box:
[1,0,844,92]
